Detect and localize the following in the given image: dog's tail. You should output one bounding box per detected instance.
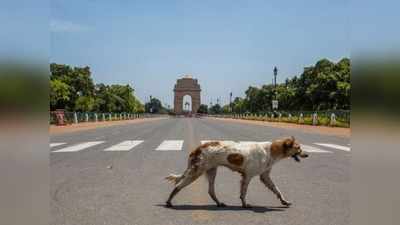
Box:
[165,173,183,185]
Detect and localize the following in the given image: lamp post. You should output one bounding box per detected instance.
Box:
[272,66,278,111]
[149,95,153,113]
[273,66,278,90]
[229,92,233,113]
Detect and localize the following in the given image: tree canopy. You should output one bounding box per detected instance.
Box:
[144,97,167,114]
[211,58,350,114]
[197,104,208,114]
[50,63,144,113]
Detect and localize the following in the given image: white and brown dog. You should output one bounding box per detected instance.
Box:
[165,136,308,208]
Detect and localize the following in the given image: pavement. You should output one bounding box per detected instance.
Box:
[50,117,350,225]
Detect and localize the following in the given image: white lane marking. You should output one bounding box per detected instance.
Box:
[50,143,66,148]
[301,144,332,153]
[201,140,236,145]
[156,140,184,151]
[52,141,104,153]
[314,143,351,152]
[104,140,144,151]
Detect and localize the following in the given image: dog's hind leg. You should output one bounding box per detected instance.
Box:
[206,167,226,207]
[240,174,252,208]
[166,168,204,207]
[260,171,291,207]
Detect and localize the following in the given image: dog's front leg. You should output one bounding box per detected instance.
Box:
[240,175,252,208]
[260,171,291,206]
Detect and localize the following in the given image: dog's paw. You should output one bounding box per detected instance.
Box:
[165,202,173,208]
[217,202,227,207]
[281,200,292,207]
[242,203,252,208]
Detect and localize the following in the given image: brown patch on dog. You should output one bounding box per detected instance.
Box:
[189,141,221,171]
[270,137,295,159]
[189,147,202,158]
[189,141,220,158]
[201,141,221,148]
[227,153,244,166]
[270,141,285,159]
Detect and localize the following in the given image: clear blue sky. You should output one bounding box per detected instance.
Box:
[50,0,351,107]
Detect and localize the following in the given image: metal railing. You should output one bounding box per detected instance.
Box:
[208,110,350,127]
[50,111,167,125]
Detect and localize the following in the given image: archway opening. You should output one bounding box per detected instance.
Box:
[182,95,192,113]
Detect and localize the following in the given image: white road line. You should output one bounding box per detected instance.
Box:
[156,140,184,151]
[201,140,236,145]
[314,143,351,152]
[301,144,332,153]
[104,140,144,151]
[50,143,66,148]
[52,141,104,153]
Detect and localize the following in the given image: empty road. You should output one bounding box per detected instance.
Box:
[50,117,349,225]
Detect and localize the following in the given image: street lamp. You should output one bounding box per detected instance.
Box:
[229,92,233,113]
[149,95,153,113]
[273,66,278,89]
[272,66,279,111]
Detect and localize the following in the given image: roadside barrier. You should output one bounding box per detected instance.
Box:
[50,111,168,125]
[207,110,350,128]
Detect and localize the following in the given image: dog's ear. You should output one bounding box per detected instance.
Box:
[283,137,295,149]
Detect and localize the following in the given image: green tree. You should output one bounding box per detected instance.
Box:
[50,63,144,112]
[235,57,350,112]
[231,97,246,113]
[209,104,222,114]
[50,79,70,110]
[74,96,96,112]
[145,97,165,113]
[50,63,96,111]
[222,104,231,113]
[197,104,208,114]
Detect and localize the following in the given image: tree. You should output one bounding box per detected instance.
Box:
[145,97,165,113]
[50,63,96,111]
[50,79,70,110]
[209,104,222,114]
[50,63,144,112]
[231,97,246,113]
[74,96,96,112]
[197,104,208,114]
[232,57,350,112]
[222,105,231,113]
[94,83,143,113]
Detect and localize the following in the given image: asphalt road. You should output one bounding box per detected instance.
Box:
[50,117,350,225]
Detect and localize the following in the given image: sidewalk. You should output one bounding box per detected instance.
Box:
[49,117,167,135]
[210,117,350,138]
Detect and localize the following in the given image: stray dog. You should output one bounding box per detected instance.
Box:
[165,136,308,208]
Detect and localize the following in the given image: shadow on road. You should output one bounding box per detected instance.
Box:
[155,204,287,213]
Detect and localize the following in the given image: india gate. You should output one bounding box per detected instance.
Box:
[173,75,201,114]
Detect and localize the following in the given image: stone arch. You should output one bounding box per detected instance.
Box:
[174,76,201,114]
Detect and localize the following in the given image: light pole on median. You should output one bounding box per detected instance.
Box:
[229,92,233,113]
[272,66,278,112]
[273,66,278,94]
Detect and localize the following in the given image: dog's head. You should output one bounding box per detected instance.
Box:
[282,136,308,162]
